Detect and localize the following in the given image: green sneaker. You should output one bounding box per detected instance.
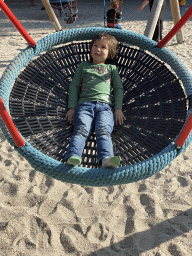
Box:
[67,156,81,166]
[102,156,120,168]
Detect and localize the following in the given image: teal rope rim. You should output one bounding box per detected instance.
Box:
[1,27,192,187]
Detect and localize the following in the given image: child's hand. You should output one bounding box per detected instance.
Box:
[65,108,75,124]
[114,109,126,126]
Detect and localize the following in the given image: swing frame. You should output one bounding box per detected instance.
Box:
[1,1,192,186]
[1,26,192,186]
[49,0,78,22]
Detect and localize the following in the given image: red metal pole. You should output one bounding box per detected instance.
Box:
[0,98,25,148]
[0,0,36,47]
[175,113,192,149]
[157,5,192,48]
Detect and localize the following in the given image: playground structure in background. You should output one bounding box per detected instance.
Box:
[49,0,78,23]
[31,0,77,28]
[144,0,185,43]
[30,0,187,45]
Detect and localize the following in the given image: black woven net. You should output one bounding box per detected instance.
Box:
[9,42,187,168]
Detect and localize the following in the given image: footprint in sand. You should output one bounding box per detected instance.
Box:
[168,243,182,256]
[140,194,155,217]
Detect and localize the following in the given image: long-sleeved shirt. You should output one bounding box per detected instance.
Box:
[106,9,122,24]
[68,61,124,110]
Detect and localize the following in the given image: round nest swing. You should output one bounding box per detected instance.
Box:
[1,27,192,187]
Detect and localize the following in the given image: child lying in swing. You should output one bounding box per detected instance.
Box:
[64,33,125,168]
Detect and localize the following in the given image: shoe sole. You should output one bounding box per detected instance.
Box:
[110,156,120,167]
[102,156,120,168]
[67,157,81,166]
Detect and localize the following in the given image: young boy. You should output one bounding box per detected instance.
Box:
[65,33,125,168]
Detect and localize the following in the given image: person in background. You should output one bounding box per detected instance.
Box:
[106,0,123,29]
[179,0,186,16]
[138,0,165,42]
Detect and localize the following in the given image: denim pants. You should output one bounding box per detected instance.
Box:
[114,23,123,29]
[107,23,123,29]
[65,101,114,163]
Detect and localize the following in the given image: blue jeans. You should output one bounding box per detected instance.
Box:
[65,101,114,163]
[180,6,184,17]
[115,23,123,29]
[107,23,123,29]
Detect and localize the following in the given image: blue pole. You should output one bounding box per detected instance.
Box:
[104,0,105,27]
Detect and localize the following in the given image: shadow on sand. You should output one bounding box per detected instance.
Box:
[85,207,192,255]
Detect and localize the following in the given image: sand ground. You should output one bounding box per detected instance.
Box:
[0,0,192,255]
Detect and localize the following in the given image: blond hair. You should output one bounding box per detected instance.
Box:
[110,0,119,9]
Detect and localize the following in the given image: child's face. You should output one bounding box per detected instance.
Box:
[91,39,109,64]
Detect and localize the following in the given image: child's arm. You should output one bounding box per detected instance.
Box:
[116,11,122,20]
[112,66,126,126]
[137,0,149,12]
[65,63,83,123]
[68,64,82,109]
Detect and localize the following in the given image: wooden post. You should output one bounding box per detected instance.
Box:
[157,5,192,48]
[169,0,184,44]
[144,0,165,39]
[41,0,62,32]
